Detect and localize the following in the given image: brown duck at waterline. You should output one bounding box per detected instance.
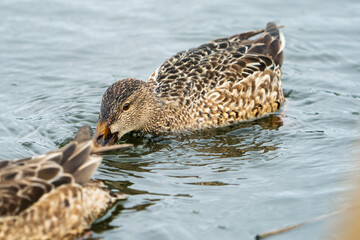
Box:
[94,22,285,146]
[0,126,132,240]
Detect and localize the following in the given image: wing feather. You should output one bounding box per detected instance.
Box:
[147,22,284,106]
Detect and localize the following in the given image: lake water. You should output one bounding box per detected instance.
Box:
[1,0,360,239]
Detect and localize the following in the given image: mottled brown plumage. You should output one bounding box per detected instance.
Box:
[0,126,131,240]
[94,22,285,146]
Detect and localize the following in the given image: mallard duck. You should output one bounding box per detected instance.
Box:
[94,22,285,146]
[0,126,132,240]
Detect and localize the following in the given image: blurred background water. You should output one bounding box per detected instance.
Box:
[1,0,360,239]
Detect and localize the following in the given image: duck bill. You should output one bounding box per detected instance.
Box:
[93,121,119,147]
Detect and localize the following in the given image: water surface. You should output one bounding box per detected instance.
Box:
[1,0,360,239]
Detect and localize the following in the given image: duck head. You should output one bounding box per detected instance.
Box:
[93,78,160,146]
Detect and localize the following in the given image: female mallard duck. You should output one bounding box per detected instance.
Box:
[0,126,132,240]
[94,22,285,146]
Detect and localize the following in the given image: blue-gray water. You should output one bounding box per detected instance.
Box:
[1,0,360,239]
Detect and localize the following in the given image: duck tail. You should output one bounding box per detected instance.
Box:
[246,22,285,67]
[60,125,132,184]
[59,125,101,185]
[264,22,285,66]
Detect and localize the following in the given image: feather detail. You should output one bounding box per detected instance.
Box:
[95,22,286,144]
[0,125,132,239]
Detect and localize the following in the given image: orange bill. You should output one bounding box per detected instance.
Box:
[93,121,119,146]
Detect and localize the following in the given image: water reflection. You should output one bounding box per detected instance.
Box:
[89,199,160,238]
[91,204,126,233]
[115,114,284,158]
[89,114,285,234]
[186,181,237,186]
[104,179,169,196]
[100,113,283,174]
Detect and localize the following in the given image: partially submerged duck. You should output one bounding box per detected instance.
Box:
[0,126,132,240]
[94,22,285,146]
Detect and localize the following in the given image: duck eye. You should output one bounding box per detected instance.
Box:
[123,103,130,110]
